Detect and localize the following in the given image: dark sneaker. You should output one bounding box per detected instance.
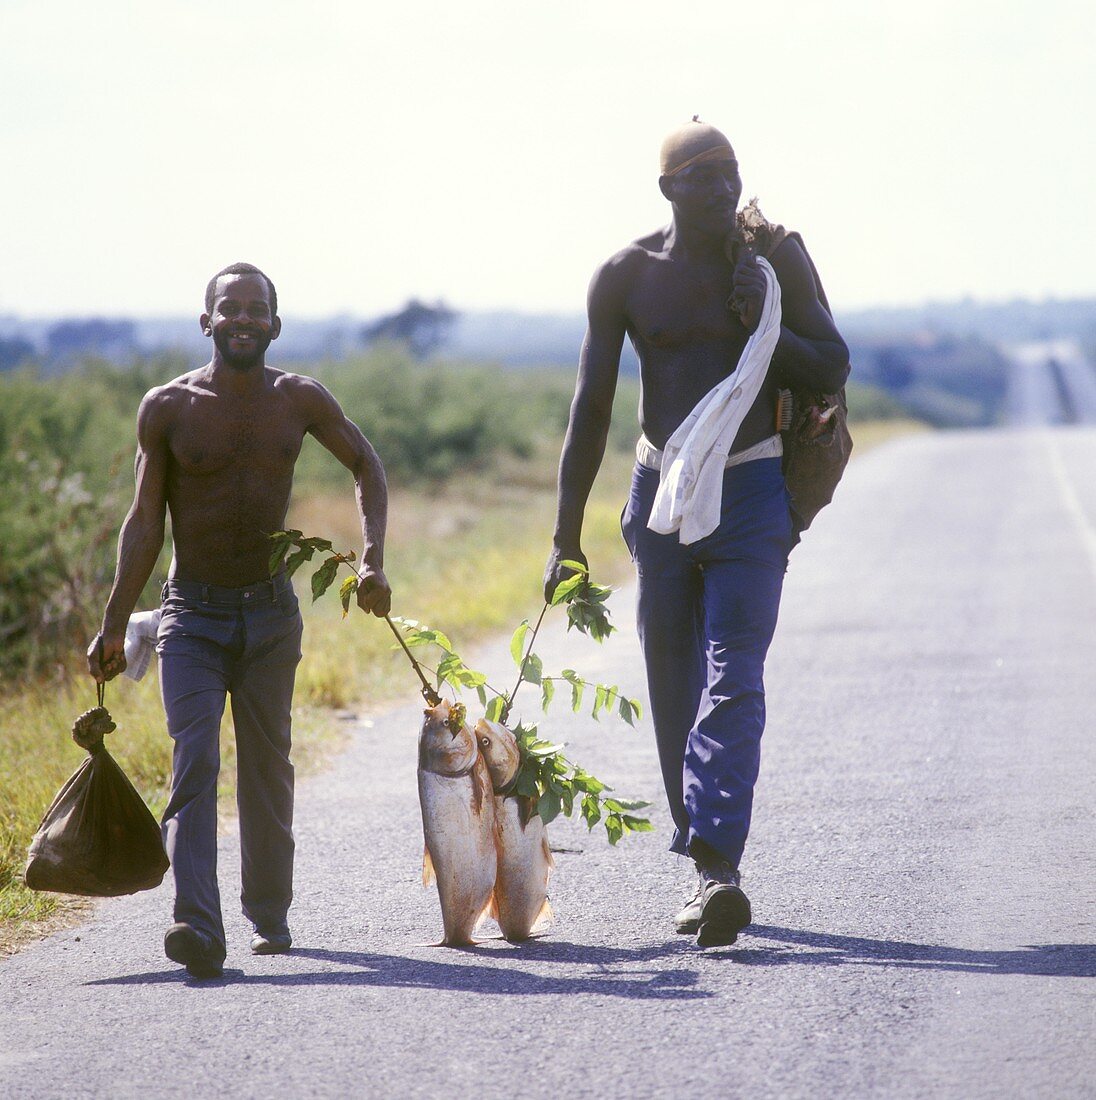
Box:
[250,929,292,955]
[164,923,225,979]
[695,862,751,948]
[673,882,703,935]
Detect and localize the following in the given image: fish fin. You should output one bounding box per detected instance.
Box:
[473,898,494,934]
[470,754,490,816]
[532,897,554,932]
[422,845,436,887]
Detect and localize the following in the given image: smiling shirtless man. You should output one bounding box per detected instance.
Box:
[88,263,392,978]
[545,119,849,947]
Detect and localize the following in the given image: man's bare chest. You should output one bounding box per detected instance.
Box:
[169,396,304,477]
[627,260,746,352]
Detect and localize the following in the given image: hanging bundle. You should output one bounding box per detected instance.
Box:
[24,683,170,897]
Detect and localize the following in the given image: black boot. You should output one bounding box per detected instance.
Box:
[164,922,225,979]
[694,859,751,948]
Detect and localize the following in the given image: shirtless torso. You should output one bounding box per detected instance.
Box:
[90,270,391,681]
[158,366,343,586]
[545,199,849,592]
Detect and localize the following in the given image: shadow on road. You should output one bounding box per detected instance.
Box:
[82,928,1095,991]
[719,926,1096,977]
[84,942,710,999]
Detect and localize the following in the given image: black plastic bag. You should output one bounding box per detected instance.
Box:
[25,690,169,897]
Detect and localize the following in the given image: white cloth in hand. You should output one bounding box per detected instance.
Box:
[122,609,162,681]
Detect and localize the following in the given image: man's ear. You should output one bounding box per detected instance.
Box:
[658,174,675,202]
[200,313,212,336]
[270,316,282,341]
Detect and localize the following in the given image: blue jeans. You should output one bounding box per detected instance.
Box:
[156,574,303,951]
[621,458,793,869]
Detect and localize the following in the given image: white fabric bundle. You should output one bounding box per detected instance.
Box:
[122,608,162,681]
[647,256,782,545]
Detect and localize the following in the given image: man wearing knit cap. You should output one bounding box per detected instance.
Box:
[545,118,849,946]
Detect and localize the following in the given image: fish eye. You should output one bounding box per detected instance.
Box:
[479,736,490,748]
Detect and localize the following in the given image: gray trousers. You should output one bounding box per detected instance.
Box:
[157,574,303,951]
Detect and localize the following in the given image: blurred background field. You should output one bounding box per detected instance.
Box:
[0,340,922,945]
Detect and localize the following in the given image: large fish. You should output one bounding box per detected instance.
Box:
[474,718,554,941]
[418,701,497,946]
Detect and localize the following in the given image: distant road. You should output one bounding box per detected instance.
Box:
[2,428,1094,1099]
[1007,338,1096,425]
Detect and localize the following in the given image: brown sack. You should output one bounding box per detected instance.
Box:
[24,703,169,897]
[781,389,853,535]
[760,226,853,538]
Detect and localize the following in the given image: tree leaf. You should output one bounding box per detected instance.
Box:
[339,575,359,618]
[538,788,562,825]
[603,797,651,813]
[540,678,554,712]
[570,679,583,713]
[485,695,507,722]
[522,652,543,686]
[592,683,608,719]
[605,814,624,845]
[310,557,340,602]
[509,620,530,666]
[621,815,655,833]
[285,545,316,578]
[268,534,294,577]
[559,559,589,575]
[549,573,586,607]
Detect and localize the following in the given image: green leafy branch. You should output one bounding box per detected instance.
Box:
[549,559,615,642]
[269,529,364,614]
[509,722,653,845]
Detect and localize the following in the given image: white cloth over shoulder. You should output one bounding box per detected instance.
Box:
[122,608,162,681]
[647,255,782,545]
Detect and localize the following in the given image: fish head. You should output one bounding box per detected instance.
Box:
[474,718,522,792]
[418,701,477,777]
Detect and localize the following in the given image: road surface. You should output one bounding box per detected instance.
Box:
[2,427,1094,1098]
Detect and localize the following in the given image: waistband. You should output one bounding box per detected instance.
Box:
[635,432,783,472]
[162,573,294,606]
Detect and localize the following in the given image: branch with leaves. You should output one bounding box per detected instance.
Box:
[268,530,651,844]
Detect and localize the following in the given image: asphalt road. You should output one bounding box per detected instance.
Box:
[2,427,1094,1099]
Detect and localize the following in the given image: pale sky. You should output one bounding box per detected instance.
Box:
[2,0,1092,318]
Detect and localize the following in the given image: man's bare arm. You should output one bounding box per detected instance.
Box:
[544,255,630,599]
[732,237,849,393]
[767,237,850,393]
[88,391,171,682]
[299,378,392,617]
